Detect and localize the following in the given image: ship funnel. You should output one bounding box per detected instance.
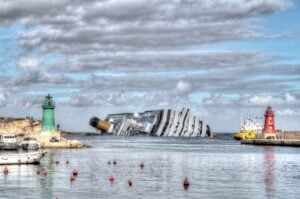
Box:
[89,117,110,132]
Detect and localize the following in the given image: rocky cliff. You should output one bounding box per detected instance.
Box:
[0,117,41,135]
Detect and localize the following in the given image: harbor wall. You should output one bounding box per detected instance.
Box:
[277,131,300,140]
[255,131,300,140]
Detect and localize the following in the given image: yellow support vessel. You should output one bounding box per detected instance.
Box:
[233,113,262,140]
[233,130,257,140]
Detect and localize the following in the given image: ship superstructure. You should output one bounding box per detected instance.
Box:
[234,112,262,140]
[90,107,211,137]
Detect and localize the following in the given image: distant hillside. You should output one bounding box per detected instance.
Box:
[0,117,41,135]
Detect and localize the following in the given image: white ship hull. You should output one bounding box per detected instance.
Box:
[0,151,46,165]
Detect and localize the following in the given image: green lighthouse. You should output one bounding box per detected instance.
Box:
[42,94,55,132]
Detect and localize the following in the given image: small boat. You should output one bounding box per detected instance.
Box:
[0,151,46,165]
[21,137,40,150]
[0,134,19,150]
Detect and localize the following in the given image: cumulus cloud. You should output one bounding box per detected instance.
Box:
[7,71,73,87]
[203,95,238,106]
[204,93,299,107]
[11,0,289,57]
[17,57,38,70]
[175,80,192,96]
[243,93,298,106]
[6,95,44,108]
[276,109,300,116]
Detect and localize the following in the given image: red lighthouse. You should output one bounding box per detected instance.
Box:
[263,106,276,134]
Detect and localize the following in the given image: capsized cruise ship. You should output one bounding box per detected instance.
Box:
[90,107,211,137]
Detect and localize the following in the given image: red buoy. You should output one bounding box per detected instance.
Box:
[43,168,48,176]
[3,166,8,175]
[66,159,70,164]
[128,179,133,186]
[55,160,60,164]
[108,161,111,165]
[70,175,76,182]
[73,168,78,176]
[140,162,144,169]
[36,168,41,175]
[183,177,190,190]
[109,175,115,183]
[113,160,117,165]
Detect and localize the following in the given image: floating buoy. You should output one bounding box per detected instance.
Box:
[3,166,8,175]
[36,168,41,175]
[183,177,190,190]
[43,168,48,176]
[108,161,111,165]
[66,159,70,164]
[113,160,117,165]
[140,162,144,169]
[109,175,115,183]
[70,175,75,182]
[72,168,78,176]
[55,160,60,164]
[128,179,132,186]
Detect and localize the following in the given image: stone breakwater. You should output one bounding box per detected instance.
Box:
[241,131,300,147]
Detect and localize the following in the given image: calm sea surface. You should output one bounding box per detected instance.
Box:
[0,134,299,199]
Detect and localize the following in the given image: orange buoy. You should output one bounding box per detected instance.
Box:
[3,166,8,175]
[72,168,78,176]
[113,160,117,165]
[36,167,41,175]
[128,179,132,186]
[70,175,76,182]
[140,162,144,169]
[183,177,190,190]
[43,168,48,176]
[66,159,70,164]
[109,175,115,183]
[55,160,60,164]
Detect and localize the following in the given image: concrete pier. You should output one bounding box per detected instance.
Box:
[241,139,300,147]
[241,131,300,147]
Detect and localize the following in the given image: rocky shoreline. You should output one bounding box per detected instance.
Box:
[0,117,85,149]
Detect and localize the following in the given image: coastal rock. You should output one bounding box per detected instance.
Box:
[0,117,41,135]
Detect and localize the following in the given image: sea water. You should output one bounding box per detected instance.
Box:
[0,134,299,199]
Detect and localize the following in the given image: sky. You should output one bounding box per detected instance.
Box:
[0,0,300,132]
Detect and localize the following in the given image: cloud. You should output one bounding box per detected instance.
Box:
[243,93,298,106]
[10,0,288,58]
[6,95,44,108]
[204,93,299,107]
[17,57,38,70]
[276,109,300,116]
[203,95,238,106]
[48,51,273,73]
[7,71,73,87]
[0,0,299,132]
[175,80,192,96]
[0,87,8,107]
